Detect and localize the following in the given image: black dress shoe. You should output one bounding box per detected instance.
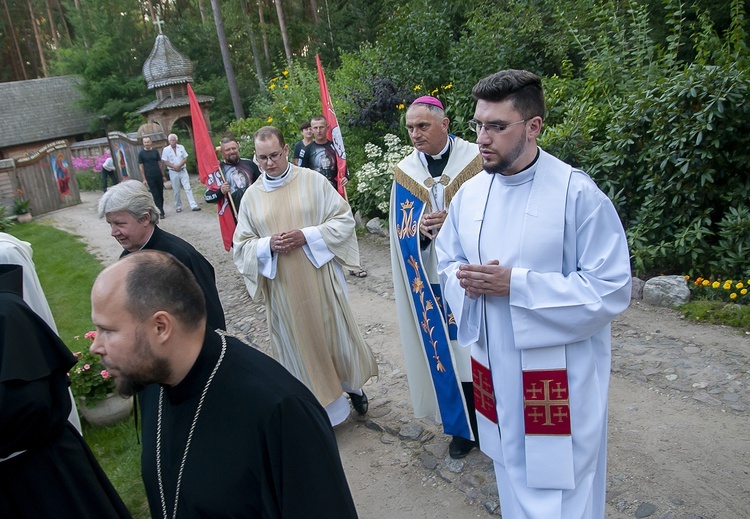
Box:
[347,391,368,415]
[449,435,476,459]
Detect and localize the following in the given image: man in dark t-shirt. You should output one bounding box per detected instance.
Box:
[299,115,349,192]
[138,137,167,219]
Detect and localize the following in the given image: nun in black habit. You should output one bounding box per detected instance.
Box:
[0,264,131,518]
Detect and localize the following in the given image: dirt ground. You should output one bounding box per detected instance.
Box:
[41,189,749,518]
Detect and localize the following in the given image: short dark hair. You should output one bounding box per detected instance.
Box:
[299,121,311,131]
[220,136,237,146]
[472,70,545,121]
[310,115,326,125]
[123,250,206,330]
[253,126,286,147]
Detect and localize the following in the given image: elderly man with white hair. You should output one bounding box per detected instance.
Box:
[161,133,201,213]
[98,181,225,331]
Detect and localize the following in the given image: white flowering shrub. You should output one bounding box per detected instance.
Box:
[354,134,413,218]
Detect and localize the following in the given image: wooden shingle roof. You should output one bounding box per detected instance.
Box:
[0,75,96,148]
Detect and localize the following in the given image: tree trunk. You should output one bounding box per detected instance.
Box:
[45,0,59,48]
[272,0,292,67]
[144,0,156,26]
[309,0,319,24]
[71,0,88,48]
[197,0,206,24]
[209,0,245,119]
[27,0,49,77]
[3,0,28,79]
[53,0,71,42]
[323,0,334,48]
[240,0,265,90]
[257,0,270,65]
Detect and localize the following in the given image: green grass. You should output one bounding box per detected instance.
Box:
[8,221,149,518]
[679,300,750,330]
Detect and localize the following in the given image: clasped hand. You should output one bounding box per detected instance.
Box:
[457,260,511,299]
[270,230,306,254]
[419,210,447,240]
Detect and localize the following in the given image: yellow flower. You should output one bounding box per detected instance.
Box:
[431,88,438,95]
[702,280,710,286]
[266,116,273,123]
[741,289,748,295]
[269,84,276,90]
[413,84,422,92]
[730,292,738,299]
[282,69,289,76]
[712,281,720,289]
[283,84,288,89]
[396,103,405,110]
[271,76,278,82]
[723,282,732,290]
[444,83,453,90]
[736,282,744,289]
[282,106,287,111]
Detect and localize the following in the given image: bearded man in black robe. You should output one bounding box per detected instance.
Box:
[90,250,358,518]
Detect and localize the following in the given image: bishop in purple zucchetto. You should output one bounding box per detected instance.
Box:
[411,95,444,110]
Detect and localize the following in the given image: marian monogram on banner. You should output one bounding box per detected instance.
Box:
[396,199,418,239]
[522,369,572,435]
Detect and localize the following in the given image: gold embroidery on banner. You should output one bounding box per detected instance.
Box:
[396,199,418,239]
[523,379,570,426]
[407,256,445,372]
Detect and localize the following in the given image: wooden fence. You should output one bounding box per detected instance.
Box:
[12,140,81,216]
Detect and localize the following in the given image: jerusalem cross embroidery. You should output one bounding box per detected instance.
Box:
[522,369,571,435]
[472,358,498,424]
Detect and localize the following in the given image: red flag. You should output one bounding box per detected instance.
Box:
[188,83,235,251]
[316,54,348,199]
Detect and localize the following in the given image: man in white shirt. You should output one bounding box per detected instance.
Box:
[161,133,201,213]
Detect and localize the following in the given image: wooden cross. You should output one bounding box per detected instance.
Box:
[153,16,165,35]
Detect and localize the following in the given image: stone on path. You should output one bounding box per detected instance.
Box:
[642,276,690,307]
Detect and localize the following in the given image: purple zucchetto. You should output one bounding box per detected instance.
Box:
[411,96,444,110]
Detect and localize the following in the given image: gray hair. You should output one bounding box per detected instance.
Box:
[98,181,160,224]
[168,133,178,141]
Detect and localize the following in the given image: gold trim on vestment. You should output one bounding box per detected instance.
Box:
[444,154,483,207]
[394,154,484,207]
[394,167,430,205]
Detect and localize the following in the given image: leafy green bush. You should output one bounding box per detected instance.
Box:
[541,0,750,278]
[352,134,413,219]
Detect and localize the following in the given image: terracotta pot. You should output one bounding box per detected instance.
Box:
[78,393,133,426]
[16,212,32,223]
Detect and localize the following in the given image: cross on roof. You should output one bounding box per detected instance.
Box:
[153,16,165,35]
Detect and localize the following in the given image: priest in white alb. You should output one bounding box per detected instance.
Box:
[233,126,378,426]
[436,70,632,518]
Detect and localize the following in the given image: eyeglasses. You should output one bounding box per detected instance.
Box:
[467,119,527,134]
[256,151,285,163]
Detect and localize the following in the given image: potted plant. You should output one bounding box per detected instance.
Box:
[69,331,133,426]
[13,190,32,223]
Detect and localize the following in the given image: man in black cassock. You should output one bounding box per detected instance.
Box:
[98,180,226,331]
[0,264,131,518]
[90,250,359,518]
